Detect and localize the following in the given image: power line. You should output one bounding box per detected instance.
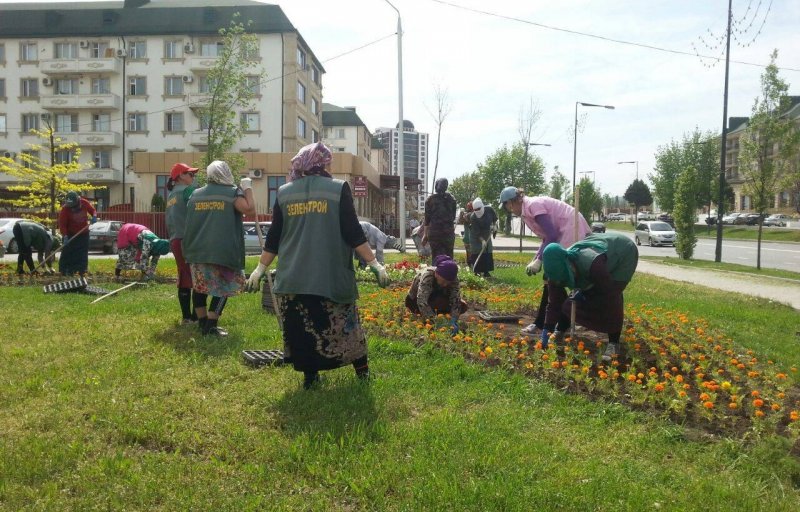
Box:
[428,0,799,72]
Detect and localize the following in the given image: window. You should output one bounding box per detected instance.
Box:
[21,78,39,97]
[92,113,110,132]
[21,150,37,168]
[128,41,146,59]
[200,41,223,57]
[20,43,37,62]
[164,40,181,59]
[129,76,146,96]
[297,117,306,138]
[297,81,306,104]
[297,48,306,69]
[198,113,210,130]
[335,128,345,139]
[240,112,260,132]
[55,78,78,95]
[54,43,78,59]
[198,76,216,94]
[0,79,5,98]
[311,66,320,85]
[311,129,319,143]
[0,114,6,133]
[128,113,147,131]
[0,44,5,63]
[156,175,170,202]
[91,78,110,95]
[165,112,184,132]
[93,150,111,168]
[246,75,260,95]
[311,97,319,116]
[56,114,79,133]
[90,42,109,59]
[267,176,286,212]
[21,113,39,132]
[55,149,75,164]
[164,77,184,96]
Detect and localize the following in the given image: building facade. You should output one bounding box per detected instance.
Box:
[374,120,428,213]
[0,0,324,210]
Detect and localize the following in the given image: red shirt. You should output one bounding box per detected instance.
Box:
[58,198,96,236]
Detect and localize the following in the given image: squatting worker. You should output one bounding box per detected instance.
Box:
[422,178,457,259]
[114,223,170,281]
[541,232,638,361]
[246,142,390,390]
[463,197,498,277]
[58,191,97,276]
[358,220,404,266]
[12,220,59,274]
[166,162,200,325]
[499,186,591,346]
[183,160,256,337]
[405,254,468,336]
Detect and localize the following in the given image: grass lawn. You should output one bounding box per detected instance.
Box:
[1,257,800,510]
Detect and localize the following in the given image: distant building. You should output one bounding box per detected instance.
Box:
[374,120,428,213]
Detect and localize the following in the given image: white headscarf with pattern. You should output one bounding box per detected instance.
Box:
[206,160,235,186]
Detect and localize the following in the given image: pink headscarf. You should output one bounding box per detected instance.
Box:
[289,142,333,181]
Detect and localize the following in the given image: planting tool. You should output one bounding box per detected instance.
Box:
[472,238,487,274]
[43,277,89,294]
[570,187,579,341]
[90,281,142,304]
[34,223,90,274]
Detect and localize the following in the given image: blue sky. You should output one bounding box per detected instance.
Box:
[5,0,799,200]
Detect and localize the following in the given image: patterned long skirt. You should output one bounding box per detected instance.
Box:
[277,293,367,373]
[190,263,245,297]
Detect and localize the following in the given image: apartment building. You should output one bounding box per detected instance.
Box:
[374,120,428,213]
[724,97,800,212]
[0,0,325,210]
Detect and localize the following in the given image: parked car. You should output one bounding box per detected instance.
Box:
[638,211,656,221]
[763,214,791,227]
[657,213,675,227]
[634,221,676,247]
[591,222,606,233]
[606,213,626,222]
[88,220,123,254]
[744,213,766,226]
[721,212,743,225]
[243,221,271,254]
[704,214,717,225]
[0,217,27,253]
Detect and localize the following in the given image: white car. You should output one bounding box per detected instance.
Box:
[0,217,28,254]
[763,214,791,227]
[243,221,271,254]
[634,221,676,247]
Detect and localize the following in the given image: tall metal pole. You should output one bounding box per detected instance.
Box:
[384,0,405,243]
[572,102,579,207]
[715,0,733,262]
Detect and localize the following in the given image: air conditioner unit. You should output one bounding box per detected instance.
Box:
[3,152,17,159]
[116,48,127,58]
[42,77,54,86]
[184,43,195,54]
[182,75,193,83]
[79,40,90,49]
[248,169,263,179]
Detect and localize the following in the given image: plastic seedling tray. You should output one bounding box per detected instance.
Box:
[242,350,285,367]
[43,277,89,294]
[477,311,522,323]
[81,285,112,296]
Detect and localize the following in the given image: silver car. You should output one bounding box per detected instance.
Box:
[634,221,676,247]
[243,221,271,254]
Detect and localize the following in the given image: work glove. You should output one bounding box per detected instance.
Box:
[91,216,98,224]
[525,258,542,276]
[367,259,389,288]
[568,289,587,302]
[540,329,550,350]
[239,177,253,191]
[450,319,459,336]
[246,262,267,292]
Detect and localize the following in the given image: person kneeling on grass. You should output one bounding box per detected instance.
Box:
[114,223,171,281]
[405,254,468,336]
[540,232,638,361]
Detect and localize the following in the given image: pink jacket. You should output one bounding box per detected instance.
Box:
[117,223,147,250]
[521,196,591,259]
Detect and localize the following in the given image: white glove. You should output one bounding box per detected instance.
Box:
[239,177,253,191]
[367,259,390,288]
[526,258,542,276]
[246,262,267,292]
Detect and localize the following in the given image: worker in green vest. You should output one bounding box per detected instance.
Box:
[246,142,389,389]
[541,232,639,361]
[183,160,256,336]
[12,220,59,274]
[166,162,200,325]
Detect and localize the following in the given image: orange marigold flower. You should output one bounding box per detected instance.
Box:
[755,410,765,418]
[751,390,760,397]
[654,383,665,392]
[771,404,781,412]
[703,401,714,409]
[790,411,800,421]
[753,399,764,408]
[675,375,684,383]
[728,402,738,410]
[700,392,710,401]
[678,391,687,398]
[628,374,637,382]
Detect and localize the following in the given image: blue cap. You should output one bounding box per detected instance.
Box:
[499,186,518,205]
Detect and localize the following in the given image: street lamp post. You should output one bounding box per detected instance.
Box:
[383,0,405,243]
[573,102,615,207]
[617,160,638,181]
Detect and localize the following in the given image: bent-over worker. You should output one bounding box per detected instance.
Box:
[405,254,468,335]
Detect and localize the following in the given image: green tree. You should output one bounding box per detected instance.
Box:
[652,128,718,214]
[673,166,698,260]
[576,177,602,221]
[738,50,800,269]
[475,142,546,208]
[197,14,265,175]
[623,179,653,222]
[449,171,480,210]
[0,125,100,230]
[150,193,166,212]
[548,166,569,201]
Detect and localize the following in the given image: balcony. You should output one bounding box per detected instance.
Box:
[187,56,219,71]
[69,168,122,183]
[40,58,121,75]
[41,93,121,110]
[189,130,209,146]
[187,92,211,110]
[54,131,121,147]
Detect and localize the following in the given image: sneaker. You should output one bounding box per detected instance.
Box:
[181,318,197,325]
[520,324,539,336]
[601,343,620,362]
[203,326,228,337]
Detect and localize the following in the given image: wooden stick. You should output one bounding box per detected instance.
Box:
[570,187,580,340]
[90,281,142,304]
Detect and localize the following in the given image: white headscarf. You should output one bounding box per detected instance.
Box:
[206,160,235,186]
[472,197,485,218]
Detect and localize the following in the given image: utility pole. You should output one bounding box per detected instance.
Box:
[715,0,733,263]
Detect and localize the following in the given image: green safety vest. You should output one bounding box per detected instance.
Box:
[183,183,244,270]
[273,176,358,304]
[572,233,638,289]
[165,184,193,240]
